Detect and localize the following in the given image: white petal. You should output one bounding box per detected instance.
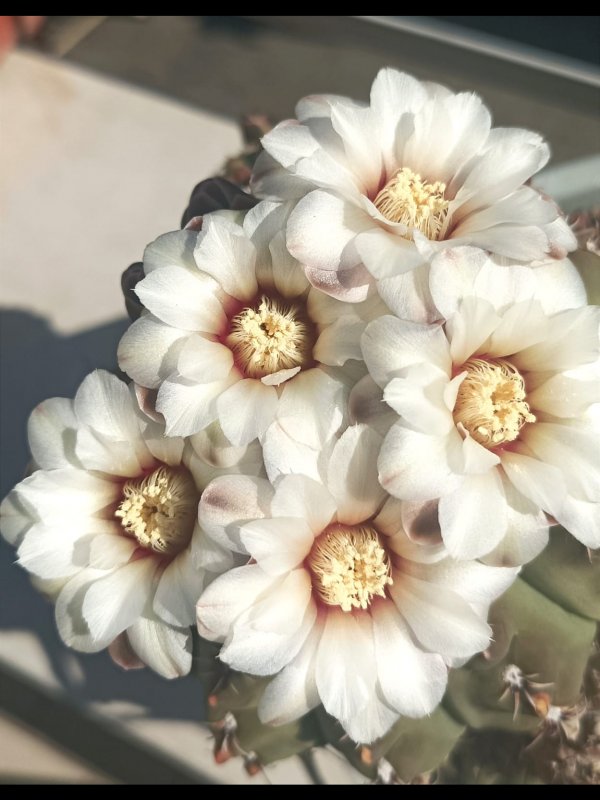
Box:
[529,370,600,419]
[314,316,366,366]
[383,365,453,436]
[391,575,491,659]
[342,692,398,746]
[258,624,321,725]
[557,495,600,549]
[513,306,600,372]
[55,568,109,653]
[127,615,192,679]
[240,517,314,575]
[462,223,550,262]
[315,609,375,722]
[108,633,144,671]
[251,150,314,200]
[376,264,438,324]
[193,213,257,301]
[117,314,187,390]
[13,469,119,523]
[348,374,395,438]
[27,398,78,470]
[271,473,337,534]
[190,522,234,574]
[261,119,319,168]
[429,247,537,319]
[277,369,346,450]
[196,564,276,641]
[136,266,226,332]
[438,470,508,560]
[446,297,501,364]
[487,300,550,357]
[189,421,260,471]
[452,128,549,215]
[156,374,235,437]
[82,558,157,650]
[354,227,425,280]
[330,99,382,194]
[453,186,556,237]
[378,424,460,501]
[372,600,447,718]
[286,189,372,272]
[217,379,278,446]
[269,230,310,298]
[176,336,233,383]
[0,490,32,546]
[327,424,386,524]
[370,68,427,171]
[531,257,586,314]
[198,474,274,553]
[87,533,137,570]
[74,371,142,443]
[362,316,451,389]
[221,569,316,675]
[153,551,206,628]
[261,420,326,483]
[18,523,95,580]
[143,229,199,275]
[501,450,567,521]
[304,261,373,303]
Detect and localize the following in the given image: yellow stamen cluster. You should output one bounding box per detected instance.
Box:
[115,466,198,556]
[453,358,536,448]
[226,295,314,379]
[307,524,393,612]
[374,166,449,240]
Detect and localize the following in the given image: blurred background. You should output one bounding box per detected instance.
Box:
[1,15,599,784]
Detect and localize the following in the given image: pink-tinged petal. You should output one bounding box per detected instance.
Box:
[391,575,491,660]
[362,316,451,389]
[258,623,321,726]
[136,266,226,332]
[286,189,372,273]
[27,398,77,470]
[216,379,278,447]
[198,474,274,553]
[305,262,373,303]
[109,632,145,672]
[156,373,236,437]
[221,570,316,675]
[543,216,578,259]
[277,369,346,450]
[438,470,507,559]
[193,213,257,301]
[127,616,192,679]
[82,558,158,650]
[196,564,277,642]
[177,336,233,383]
[118,314,187,390]
[271,473,337,534]
[446,297,501,364]
[513,306,600,372]
[240,517,314,575]
[378,423,461,501]
[327,424,386,525]
[372,599,447,718]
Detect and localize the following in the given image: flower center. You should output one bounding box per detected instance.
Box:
[115,465,198,556]
[307,523,393,612]
[226,295,315,379]
[453,358,536,449]
[373,167,449,240]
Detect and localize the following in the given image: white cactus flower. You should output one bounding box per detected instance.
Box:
[0,370,262,678]
[361,248,600,563]
[252,68,576,304]
[118,203,384,445]
[196,424,518,744]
